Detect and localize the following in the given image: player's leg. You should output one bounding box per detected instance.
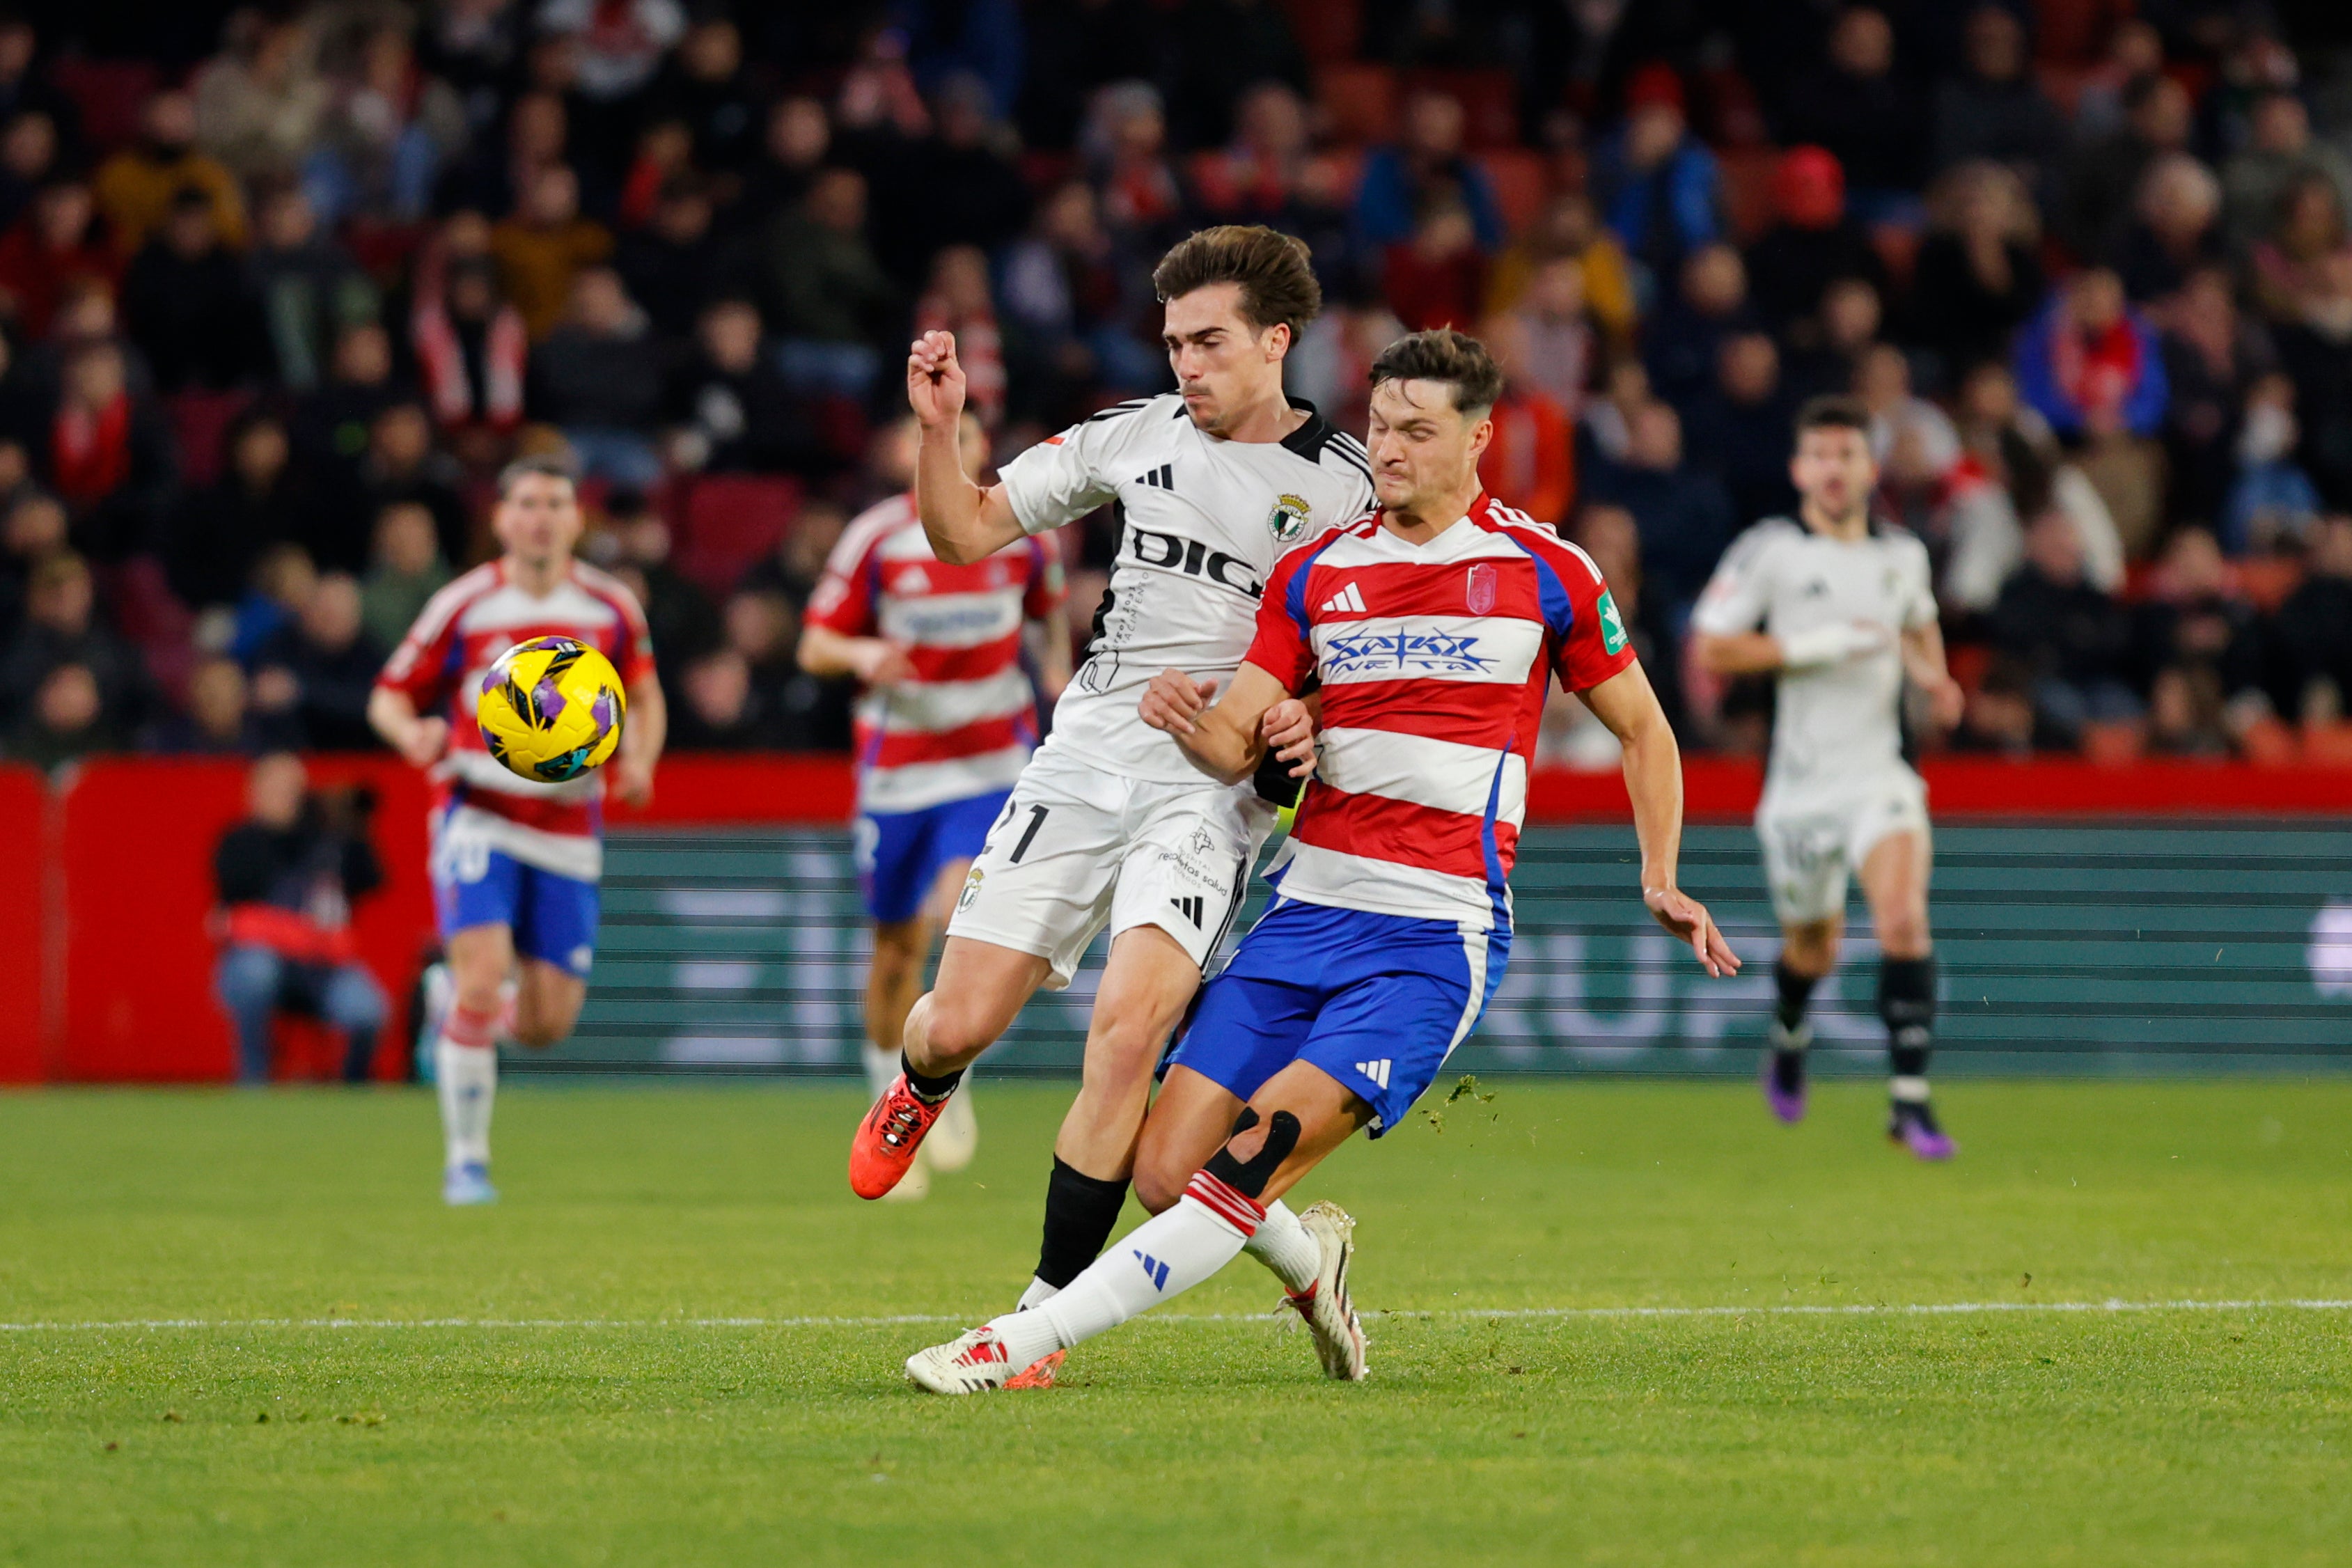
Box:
[911,789,1014,1173]
[506,860,598,1048]
[1856,813,1952,1159]
[437,919,514,1204]
[853,803,935,1097]
[1757,807,1849,1123]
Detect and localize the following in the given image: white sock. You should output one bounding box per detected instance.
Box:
[987,1172,1260,1369]
[436,1040,496,1168]
[861,1042,899,1099]
[1243,1200,1319,1294]
[1015,1276,1060,1311]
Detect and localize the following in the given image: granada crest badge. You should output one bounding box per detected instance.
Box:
[1466,562,1498,615]
[1269,493,1311,542]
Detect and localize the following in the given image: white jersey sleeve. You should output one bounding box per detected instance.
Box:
[1691,517,1796,636]
[996,400,1150,535]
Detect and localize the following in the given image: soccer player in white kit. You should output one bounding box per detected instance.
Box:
[847,226,1375,1382]
[1692,396,1967,1158]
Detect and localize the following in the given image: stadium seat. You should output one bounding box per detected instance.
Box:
[674,475,803,600]
[1476,149,1549,235]
[49,57,164,153]
[1404,69,1518,149]
[2239,714,2298,766]
[1946,642,1994,696]
[166,388,255,492]
[2302,721,2352,767]
[2234,555,2303,613]
[2032,0,2129,65]
[1317,63,1397,146]
[1281,0,1360,63]
[1716,147,1782,244]
[2080,719,2145,765]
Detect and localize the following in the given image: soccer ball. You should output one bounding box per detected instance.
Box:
[476,636,626,783]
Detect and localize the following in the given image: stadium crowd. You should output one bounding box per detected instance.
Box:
[2,0,2352,769]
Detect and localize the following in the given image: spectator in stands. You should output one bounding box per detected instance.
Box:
[666,297,805,475]
[1590,67,1718,288]
[1779,6,1924,220]
[2221,373,2323,554]
[1167,0,1307,149]
[531,266,671,486]
[1907,161,2043,384]
[616,174,730,338]
[1930,6,2067,195]
[914,245,1005,427]
[865,73,1033,289]
[1476,313,1575,526]
[359,501,450,654]
[412,249,528,441]
[95,89,247,258]
[0,18,72,156]
[1989,508,2141,748]
[2115,155,2228,305]
[1643,242,1754,412]
[648,16,761,176]
[1358,88,1505,253]
[307,18,467,224]
[0,485,63,633]
[1497,253,1592,416]
[2267,512,2352,724]
[193,8,329,186]
[540,0,684,104]
[165,409,306,611]
[1383,196,1487,333]
[2014,267,2169,444]
[2270,249,2352,509]
[5,659,118,767]
[1486,192,1636,354]
[1941,359,2126,613]
[0,107,57,232]
[246,187,378,393]
[0,549,145,732]
[145,653,261,755]
[0,177,114,343]
[1585,398,1733,640]
[668,645,769,748]
[603,487,717,666]
[742,496,847,610]
[1782,274,1884,404]
[210,753,387,1084]
[724,585,847,748]
[1857,343,1961,485]
[1684,331,1798,527]
[438,86,568,219]
[1743,145,1883,336]
[42,339,174,563]
[2070,20,2165,143]
[121,186,261,392]
[291,322,400,484]
[492,164,611,340]
[2060,72,2193,263]
[1078,79,1182,246]
[2132,526,2264,740]
[1191,81,1312,224]
[2221,90,2352,258]
[248,570,382,751]
[735,95,831,235]
[2158,266,2278,528]
[763,166,896,398]
[2250,174,2352,327]
[997,177,1154,410]
[230,542,315,665]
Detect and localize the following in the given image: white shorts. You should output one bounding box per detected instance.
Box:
[1756,768,1931,927]
[946,743,1277,989]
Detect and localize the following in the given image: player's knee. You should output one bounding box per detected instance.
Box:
[1876,911,1931,959]
[913,989,998,1064]
[508,1010,570,1049]
[1131,1157,1189,1215]
[1781,924,1838,975]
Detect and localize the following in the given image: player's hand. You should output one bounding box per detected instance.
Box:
[1139,668,1215,735]
[612,752,655,807]
[1262,698,1317,778]
[852,638,918,687]
[1645,885,1740,978]
[1925,673,1966,730]
[907,329,967,430]
[398,716,450,769]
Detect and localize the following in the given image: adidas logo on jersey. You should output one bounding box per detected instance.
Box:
[1354,1058,1392,1089]
[1320,582,1367,616]
[1134,1249,1171,1290]
[900,565,930,594]
[1168,894,1205,927]
[1133,463,1175,490]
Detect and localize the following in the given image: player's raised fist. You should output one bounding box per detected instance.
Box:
[1139,668,1215,735]
[906,329,967,428]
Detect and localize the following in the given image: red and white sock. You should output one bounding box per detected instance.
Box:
[986,1170,1262,1369]
[435,1003,499,1170]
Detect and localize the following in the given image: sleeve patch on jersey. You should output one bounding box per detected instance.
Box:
[1596,588,1629,655]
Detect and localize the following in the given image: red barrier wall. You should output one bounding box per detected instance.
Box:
[16,751,2352,1081]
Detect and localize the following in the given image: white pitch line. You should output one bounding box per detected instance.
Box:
[1,1299,2349,1333]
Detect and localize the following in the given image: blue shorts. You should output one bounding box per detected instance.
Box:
[855,789,1011,924]
[433,842,600,978]
[1163,899,1510,1137]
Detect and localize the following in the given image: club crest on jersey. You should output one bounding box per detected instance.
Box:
[1465,562,1497,615]
[1269,493,1312,543]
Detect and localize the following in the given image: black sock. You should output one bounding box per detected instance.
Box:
[1879,954,1936,1083]
[900,1052,964,1103]
[1034,1157,1130,1290]
[1774,958,1819,1033]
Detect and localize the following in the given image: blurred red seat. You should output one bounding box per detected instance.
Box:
[165,387,254,492]
[50,58,164,154]
[1404,68,1517,150]
[675,475,803,600]
[1317,63,1396,146]
[1476,149,1548,236]
[1281,0,1360,63]
[1716,146,1780,244]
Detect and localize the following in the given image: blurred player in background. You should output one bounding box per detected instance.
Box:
[798,411,1071,1201]
[852,226,1374,1385]
[1692,398,1966,1158]
[904,329,1736,1393]
[368,455,666,1205]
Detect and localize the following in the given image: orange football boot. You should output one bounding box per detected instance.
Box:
[849,1074,948,1199]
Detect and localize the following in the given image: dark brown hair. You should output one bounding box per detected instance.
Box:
[496,453,578,500]
[1152,225,1322,340]
[1793,393,1871,439]
[1367,327,1504,414]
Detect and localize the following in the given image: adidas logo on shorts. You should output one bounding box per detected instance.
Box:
[1354,1058,1391,1089]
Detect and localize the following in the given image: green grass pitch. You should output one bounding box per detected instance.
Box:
[3,1079,2349,1566]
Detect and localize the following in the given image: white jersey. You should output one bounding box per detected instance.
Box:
[997,393,1376,785]
[1691,516,1936,797]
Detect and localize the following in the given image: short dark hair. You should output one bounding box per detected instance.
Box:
[1794,393,1871,440]
[496,453,577,499]
[1152,225,1322,340]
[1367,327,1504,414]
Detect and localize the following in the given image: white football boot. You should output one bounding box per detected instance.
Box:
[924,1072,979,1173]
[1285,1200,1367,1381]
[905,1326,1020,1395]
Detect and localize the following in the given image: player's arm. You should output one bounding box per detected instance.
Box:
[1899,618,1966,728]
[611,671,666,806]
[367,684,448,769]
[797,622,916,686]
[1692,622,1892,675]
[1138,662,1314,786]
[1024,599,1072,700]
[908,330,1026,563]
[1575,662,1740,978]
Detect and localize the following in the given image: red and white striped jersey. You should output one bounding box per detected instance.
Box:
[1244,494,1638,930]
[375,558,654,877]
[806,492,1066,814]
